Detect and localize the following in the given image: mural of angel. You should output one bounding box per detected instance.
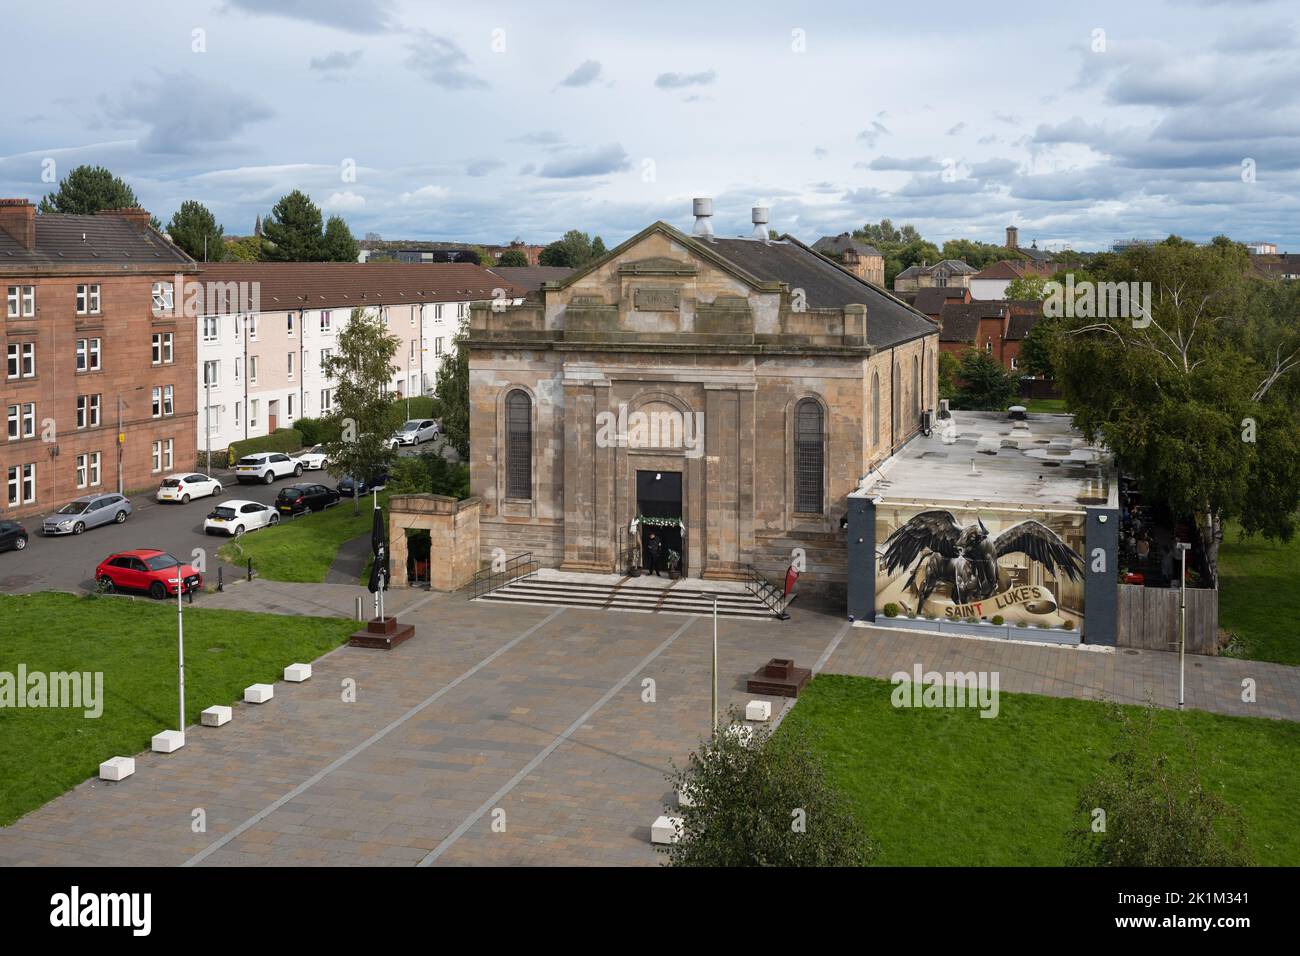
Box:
[881,510,1085,612]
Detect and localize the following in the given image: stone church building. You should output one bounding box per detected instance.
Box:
[467,203,939,594]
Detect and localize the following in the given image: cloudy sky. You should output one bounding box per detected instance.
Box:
[4,0,1299,251]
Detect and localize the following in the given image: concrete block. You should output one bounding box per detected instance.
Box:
[99,756,135,781]
[283,663,312,682]
[745,699,772,722]
[651,815,683,845]
[151,730,185,753]
[244,683,274,704]
[201,705,232,727]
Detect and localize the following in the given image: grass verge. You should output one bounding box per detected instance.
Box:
[1218,520,1300,666]
[0,592,355,825]
[217,493,387,583]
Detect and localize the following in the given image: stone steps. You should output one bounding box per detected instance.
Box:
[475,576,778,619]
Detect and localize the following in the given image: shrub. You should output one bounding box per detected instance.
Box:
[1063,619,1076,630]
[1068,705,1252,867]
[1016,620,1029,628]
[388,453,470,499]
[227,428,304,466]
[882,602,900,618]
[295,416,341,447]
[991,615,1005,626]
[660,707,877,867]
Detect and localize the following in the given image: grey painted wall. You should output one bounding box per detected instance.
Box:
[846,496,876,622]
[1084,505,1119,646]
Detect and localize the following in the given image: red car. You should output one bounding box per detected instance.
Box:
[95,549,203,600]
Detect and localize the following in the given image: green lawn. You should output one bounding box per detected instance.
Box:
[1218,521,1300,665]
[0,592,355,826]
[781,674,1300,866]
[1025,397,1068,413]
[218,494,387,583]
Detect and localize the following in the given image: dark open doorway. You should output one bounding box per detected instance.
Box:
[637,469,683,575]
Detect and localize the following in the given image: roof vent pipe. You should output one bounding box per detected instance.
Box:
[692,197,714,240]
[751,206,769,241]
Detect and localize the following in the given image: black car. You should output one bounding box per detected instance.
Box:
[0,519,28,553]
[275,483,341,516]
[337,469,389,497]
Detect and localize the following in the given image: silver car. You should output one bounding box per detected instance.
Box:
[42,492,132,536]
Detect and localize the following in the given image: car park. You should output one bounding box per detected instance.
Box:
[41,493,131,536]
[234,452,304,484]
[337,468,390,497]
[298,445,330,470]
[390,419,439,447]
[95,549,202,599]
[156,473,223,503]
[275,483,341,516]
[203,499,279,536]
[0,519,28,553]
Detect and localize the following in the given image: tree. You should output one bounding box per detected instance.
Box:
[1068,706,1251,866]
[260,190,325,261]
[942,238,1018,272]
[496,249,529,267]
[166,200,225,262]
[954,350,1019,410]
[322,214,359,262]
[659,709,876,866]
[1018,316,1060,379]
[938,351,961,401]
[389,453,470,499]
[1005,274,1049,301]
[1051,238,1300,583]
[539,229,604,268]
[225,235,264,261]
[430,324,470,459]
[322,308,399,513]
[39,165,139,215]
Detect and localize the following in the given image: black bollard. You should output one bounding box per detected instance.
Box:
[247,558,253,582]
[217,566,223,592]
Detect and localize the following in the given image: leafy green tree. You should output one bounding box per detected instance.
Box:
[389,453,470,499]
[225,235,263,261]
[539,229,604,268]
[260,190,325,261]
[322,308,399,513]
[591,235,607,258]
[1005,274,1049,301]
[322,214,359,262]
[1069,706,1251,867]
[954,350,1019,410]
[938,351,961,401]
[942,238,1018,272]
[1018,315,1060,379]
[166,200,225,262]
[430,324,470,459]
[496,249,529,267]
[1051,238,1300,582]
[660,709,877,866]
[39,165,139,215]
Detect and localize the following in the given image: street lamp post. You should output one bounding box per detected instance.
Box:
[1176,541,1191,709]
[711,596,719,735]
[173,568,186,736]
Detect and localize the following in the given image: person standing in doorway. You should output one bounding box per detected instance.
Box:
[646,532,663,577]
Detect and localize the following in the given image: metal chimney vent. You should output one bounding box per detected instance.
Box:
[692,197,714,240]
[751,206,769,241]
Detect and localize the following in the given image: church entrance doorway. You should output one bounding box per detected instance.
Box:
[636,469,683,576]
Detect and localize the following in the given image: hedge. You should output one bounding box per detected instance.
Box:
[227,428,305,466]
[295,397,439,448]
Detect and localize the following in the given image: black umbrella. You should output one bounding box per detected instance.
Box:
[367,500,388,595]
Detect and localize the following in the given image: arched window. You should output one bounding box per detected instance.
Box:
[871,371,880,448]
[505,389,532,499]
[892,363,901,440]
[794,399,824,515]
[913,355,921,420]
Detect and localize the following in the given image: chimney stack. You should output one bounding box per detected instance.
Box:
[691,197,714,240]
[98,207,152,231]
[1005,225,1019,249]
[0,199,36,251]
[751,206,769,241]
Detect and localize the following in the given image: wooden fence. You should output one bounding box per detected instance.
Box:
[1116,584,1219,655]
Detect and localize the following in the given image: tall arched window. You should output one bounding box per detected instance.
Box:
[913,355,921,420]
[505,389,532,499]
[794,399,824,515]
[871,371,880,448]
[892,363,901,440]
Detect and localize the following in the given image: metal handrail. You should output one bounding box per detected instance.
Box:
[744,565,790,619]
[471,551,538,599]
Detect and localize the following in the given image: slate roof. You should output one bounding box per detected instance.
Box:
[0,212,193,268]
[1004,313,1041,340]
[706,236,936,349]
[895,259,977,279]
[937,300,1007,343]
[487,265,573,292]
[811,233,882,258]
[194,262,524,312]
[911,286,969,315]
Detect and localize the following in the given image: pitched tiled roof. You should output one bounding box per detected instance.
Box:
[895,259,977,279]
[0,212,193,268]
[812,233,882,258]
[193,262,524,312]
[912,286,969,315]
[707,236,937,349]
[487,265,573,292]
[938,300,1006,343]
[1004,313,1041,340]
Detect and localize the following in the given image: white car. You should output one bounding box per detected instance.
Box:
[298,445,330,470]
[234,452,304,484]
[156,473,222,504]
[390,419,439,447]
[203,500,279,537]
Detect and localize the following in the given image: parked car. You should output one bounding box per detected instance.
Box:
[234,452,303,484]
[337,468,390,497]
[203,500,279,536]
[95,549,202,599]
[275,483,341,516]
[156,472,222,504]
[390,419,439,447]
[298,444,330,470]
[0,519,28,553]
[42,493,131,536]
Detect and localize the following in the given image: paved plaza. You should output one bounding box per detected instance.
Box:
[2,583,1297,866]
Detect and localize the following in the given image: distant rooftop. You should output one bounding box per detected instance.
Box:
[853,410,1115,512]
